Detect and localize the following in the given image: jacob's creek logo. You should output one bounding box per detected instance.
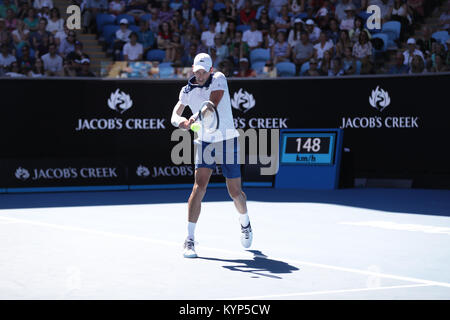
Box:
[76,89,165,131]
[136,165,221,178]
[340,86,419,129]
[231,89,288,129]
[14,167,118,180]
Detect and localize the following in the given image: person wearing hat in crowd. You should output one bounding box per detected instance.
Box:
[113,18,131,60]
[108,0,125,17]
[123,32,143,62]
[339,4,356,31]
[334,0,352,22]
[76,57,95,77]
[171,52,252,259]
[242,19,263,51]
[236,57,256,77]
[288,18,304,48]
[293,31,314,75]
[402,37,424,67]
[305,19,321,44]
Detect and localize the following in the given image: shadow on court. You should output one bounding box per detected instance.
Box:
[198,250,299,279]
[1,187,449,216]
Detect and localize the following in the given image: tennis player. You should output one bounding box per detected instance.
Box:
[171,53,252,258]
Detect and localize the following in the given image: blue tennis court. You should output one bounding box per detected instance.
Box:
[0,187,449,299]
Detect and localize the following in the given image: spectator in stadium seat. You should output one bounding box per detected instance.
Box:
[304,58,320,76]
[204,0,217,23]
[257,8,271,35]
[446,39,450,67]
[391,0,412,41]
[201,21,216,48]
[342,45,357,75]
[290,0,303,17]
[23,8,39,32]
[274,4,291,32]
[271,0,289,14]
[159,0,174,24]
[41,42,63,75]
[256,0,277,21]
[170,0,183,11]
[236,57,256,77]
[224,20,237,46]
[242,20,263,51]
[66,40,88,65]
[28,56,44,76]
[326,18,340,45]
[328,57,345,76]
[156,20,172,54]
[293,31,314,75]
[319,49,332,75]
[408,53,426,74]
[76,57,96,77]
[82,0,108,34]
[215,11,228,34]
[169,32,183,63]
[271,30,290,64]
[406,0,424,22]
[123,32,143,61]
[240,0,256,25]
[191,10,209,33]
[349,16,369,44]
[46,7,64,35]
[63,57,77,76]
[0,0,17,19]
[59,30,76,58]
[313,31,334,60]
[228,30,249,58]
[148,7,161,34]
[339,4,356,31]
[388,51,409,74]
[12,20,31,52]
[109,0,126,17]
[352,30,372,60]
[137,20,155,57]
[17,1,30,20]
[5,60,26,77]
[305,19,321,44]
[335,29,351,58]
[214,34,229,62]
[114,18,132,60]
[38,5,51,21]
[5,8,18,32]
[334,0,352,23]
[0,18,10,45]
[402,37,424,66]
[287,18,304,48]
[0,43,16,68]
[429,54,449,73]
[54,21,69,47]
[416,26,436,59]
[181,42,197,67]
[17,44,35,69]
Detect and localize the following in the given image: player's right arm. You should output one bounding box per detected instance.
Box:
[171,101,191,130]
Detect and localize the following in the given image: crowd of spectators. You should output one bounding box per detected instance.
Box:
[0,0,449,77]
[0,0,95,76]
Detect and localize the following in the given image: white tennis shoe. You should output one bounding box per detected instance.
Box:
[240,222,253,248]
[183,238,198,258]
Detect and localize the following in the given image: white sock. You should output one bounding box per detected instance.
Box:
[187,222,196,240]
[239,212,250,227]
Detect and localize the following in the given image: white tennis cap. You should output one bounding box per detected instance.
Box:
[193,53,212,72]
[407,38,416,44]
[119,18,129,24]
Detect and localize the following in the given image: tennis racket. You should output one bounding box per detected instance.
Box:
[190,101,219,134]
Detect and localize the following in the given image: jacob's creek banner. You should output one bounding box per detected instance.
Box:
[0,74,449,189]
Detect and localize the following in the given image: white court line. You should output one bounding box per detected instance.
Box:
[1,215,450,289]
[225,284,433,300]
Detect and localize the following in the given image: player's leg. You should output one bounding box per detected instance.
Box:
[183,167,212,258]
[222,137,253,248]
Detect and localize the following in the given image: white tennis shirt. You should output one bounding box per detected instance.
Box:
[178,72,240,143]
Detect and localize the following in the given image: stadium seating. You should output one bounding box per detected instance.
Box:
[432,31,450,45]
[276,61,296,77]
[146,49,166,62]
[250,48,270,64]
[251,61,266,75]
[102,25,120,46]
[371,33,389,52]
[236,24,251,33]
[96,13,116,33]
[300,61,310,76]
[381,21,401,49]
[159,66,176,78]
